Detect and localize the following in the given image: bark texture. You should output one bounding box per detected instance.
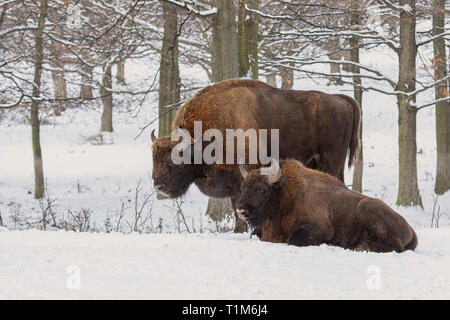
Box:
[31,0,48,199]
[238,0,259,79]
[351,0,363,193]
[116,61,125,83]
[80,64,93,99]
[396,0,422,207]
[280,66,294,89]
[209,0,244,232]
[433,0,450,194]
[100,63,113,134]
[212,0,239,81]
[158,2,180,138]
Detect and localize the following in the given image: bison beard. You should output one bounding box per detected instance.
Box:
[151,79,361,232]
[237,159,417,253]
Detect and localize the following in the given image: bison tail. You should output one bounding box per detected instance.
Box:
[336,94,361,168]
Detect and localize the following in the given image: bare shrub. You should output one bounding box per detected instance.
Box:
[38,194,59,231]
[8,202,30,229]
[105,201,128,233]
[431,194,441,228]
[60,208,93,232]
[164,198,192,233]
[126,180,155,233]
[212,214,233,233]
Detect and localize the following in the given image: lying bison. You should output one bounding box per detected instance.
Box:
[151,79,360,232]
[237,159,417,253]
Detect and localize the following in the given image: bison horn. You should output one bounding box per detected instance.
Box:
[151,129,157,142]
[265,159,282,185]
[239,165,248,179]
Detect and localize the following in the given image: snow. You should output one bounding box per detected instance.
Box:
[0,228,449,299]
[1,37,450,299]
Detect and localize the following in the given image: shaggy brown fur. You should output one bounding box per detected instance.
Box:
[236,159,417,253]
[173,79,360,174]
[152,79,361,232]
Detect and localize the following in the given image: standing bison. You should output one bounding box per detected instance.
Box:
[237,159,417,253]
[151,79,360,232]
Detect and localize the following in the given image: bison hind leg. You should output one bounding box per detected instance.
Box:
[355,239,403,253]
[356,206,407,253]
[404,230,418,251]
[315,152,346,182]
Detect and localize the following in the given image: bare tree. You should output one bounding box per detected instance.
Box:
[116,61,125,84]
[432,0,450,195]
[395,0,422,207]
[99,60,114,143]
[238,0,259,79]
[350,0,364,193]
[250,0,449,207]
[206,0,246,232]
[158,1,181,138]
[30,0,48,199]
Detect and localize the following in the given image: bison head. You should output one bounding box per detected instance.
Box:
[236,159,287,228]
[151,129,197,198]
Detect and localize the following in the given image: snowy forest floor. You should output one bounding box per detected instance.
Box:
[1,228,449,299]
[0,52,449,299]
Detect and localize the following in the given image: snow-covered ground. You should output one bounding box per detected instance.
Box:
[0,48,449,299]
[1,228,449,299]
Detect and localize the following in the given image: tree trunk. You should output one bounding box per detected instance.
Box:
[0,5,6,28]
[100,62,113,144]
[50,67,67,116]
[212,0,239,81]
[158,1,180,138]
[80,64,93,99]
[117,61,125,84]
[396,0,422,207]
[266,74,276,87]
[327,38,344,86]
[157,2,181,200]
[341,39,353,73]
[31,0,48,199]
[350,0,363,193]
[49,11,67,116]
[209,0,244,232]
[238,0,259,79]
[265,47,277,87]
[433,0,450,194]
[206,197,233,222]
[280,66,294,89]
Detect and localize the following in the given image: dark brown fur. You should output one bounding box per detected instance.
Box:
[152,79,361,231]
[236,159,417,253]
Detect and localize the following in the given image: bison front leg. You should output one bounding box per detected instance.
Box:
[230,195,248,233]
[287,223,329,247]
